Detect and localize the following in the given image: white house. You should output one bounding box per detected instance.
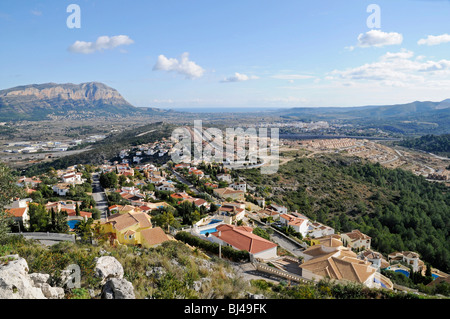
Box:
[52,183,71,196]
[230,181,247,192]
[155,182,176,192]
[5,206,30,229]
[279,213,309,237]
[340,229,371,250]
[62,172,83,184]
[266,203,288,215]
[217,173,232,183]
[307,222,335,238]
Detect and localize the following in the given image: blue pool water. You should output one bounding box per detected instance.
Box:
[394,269,410,277]
[373,277,388,288]
[67,220,80,229]
[207,219,221,225]
[200,228,217,235]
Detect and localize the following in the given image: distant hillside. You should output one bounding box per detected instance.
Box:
[23,122,176,176]
[278,100,450,134]
[237,154,450,273]
[399,134,450,157]
[0,82,163,121]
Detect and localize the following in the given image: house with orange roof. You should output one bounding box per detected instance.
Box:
[170,192,192,200]
[5,206,30,229]
[300,236,393,290]
[279,213,308,237]
[216,203,246,223]
[209,224,278,261]
[16,176,42,188]
[100,211,170,247]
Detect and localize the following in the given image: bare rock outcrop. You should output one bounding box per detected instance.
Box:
[0,255,64,299]
[94,256,125,284]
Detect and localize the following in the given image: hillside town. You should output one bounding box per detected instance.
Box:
[4,135,449,297]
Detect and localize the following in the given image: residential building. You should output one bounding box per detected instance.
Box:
[155,182,176,192]
[209,224,278,261]
[216,173,232,183]
[388,251,425,273]
[230,181,247,192]
[340,229,371,250]
[213,187,245,201]
[256,209,280,221]
[52,183,71,196]
[359,250,390,270]
[6,206,30,229]
[266,203,288,214]
[101,212,169,247]
[216,203,246,223]
[307,222,335,238]
[255,197,265,208]
[279,213,308,237]
[300,236,393,290]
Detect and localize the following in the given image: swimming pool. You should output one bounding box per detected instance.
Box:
[207,219,221,225]
[67,220,80,230]
[200,228,217,235]
[394,269,410,277]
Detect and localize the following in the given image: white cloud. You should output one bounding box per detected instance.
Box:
[357,30,403,48]
[418,34,450,46]
[330,49,450,87]
[381,49,414,60]
[68,35,134,54]
[153,52,205,79]
[221,72,259,82]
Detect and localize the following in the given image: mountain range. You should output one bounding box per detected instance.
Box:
[1,82,449,133]
[0,82,164,121]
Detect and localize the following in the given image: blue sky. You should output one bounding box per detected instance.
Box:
[1,0,450,109]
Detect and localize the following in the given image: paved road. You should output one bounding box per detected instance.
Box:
[171,170,200,194]
[250,217,307,258]
[91,173,109,220]
[269,229,307,259]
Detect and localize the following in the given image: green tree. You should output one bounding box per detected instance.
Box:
[0,163,26,240]
[99,171,118,189]
[28,203,50,232]
[75,218,94,243]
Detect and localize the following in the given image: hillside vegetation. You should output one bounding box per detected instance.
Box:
[237,154,450,272]
[398,134,450,157]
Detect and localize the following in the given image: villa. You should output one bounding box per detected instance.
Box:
[300,235,393,290]
[208,224,278,261]
[213,187,245,201]
[388,251,425,273]
[100,211,170,247]
[340,229,371,250]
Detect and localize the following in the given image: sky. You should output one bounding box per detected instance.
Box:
[1,0,450,110]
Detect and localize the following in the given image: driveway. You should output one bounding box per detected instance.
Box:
[91,172,109,220]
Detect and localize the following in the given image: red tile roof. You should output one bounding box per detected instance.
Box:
[212,224,277,254]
